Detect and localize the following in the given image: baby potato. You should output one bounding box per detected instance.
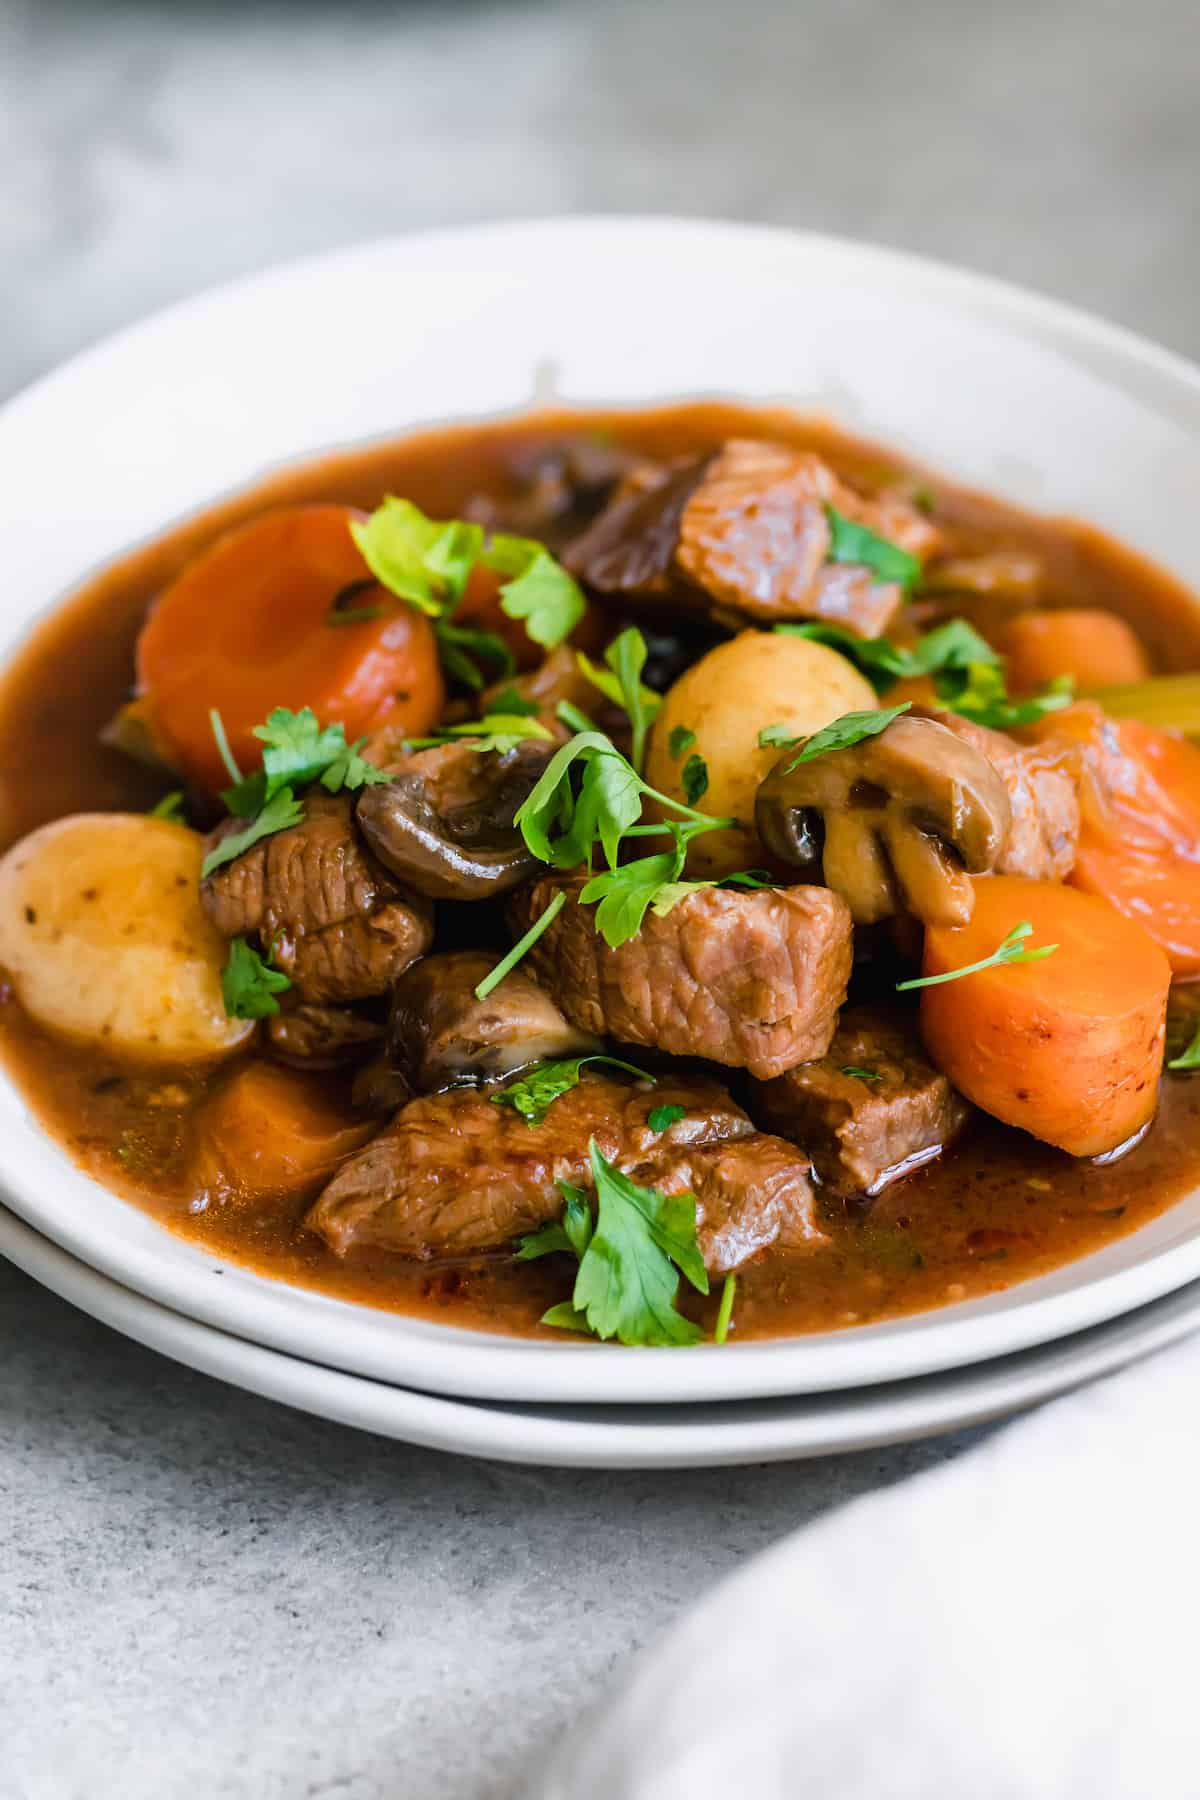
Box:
[645,629,877,875]
[0,814,253,1063]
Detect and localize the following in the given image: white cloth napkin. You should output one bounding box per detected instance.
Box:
[528,1335,1200,1800]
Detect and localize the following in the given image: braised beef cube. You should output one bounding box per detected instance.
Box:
[201,792,432,1003]
[750,1005,971,1197]
[913,707,1079,883]
[565,439,940,636]
[306,1071,823,1271]
[509,872,853,1080]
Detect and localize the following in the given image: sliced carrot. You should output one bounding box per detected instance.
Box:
[1025,702,1200,974]
[193,1060,374,1202]
[997,608,1150,693]
[136,505,445,794]
[918,874,1169,1157]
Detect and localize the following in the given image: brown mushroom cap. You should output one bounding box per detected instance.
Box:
[355,738,554,902]
[755,713,1012,927]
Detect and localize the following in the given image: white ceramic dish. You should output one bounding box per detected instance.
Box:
[4,1202,1200,1468]
[2,216,1200,1407]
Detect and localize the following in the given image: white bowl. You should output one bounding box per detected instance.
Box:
[2,217,1200,1406]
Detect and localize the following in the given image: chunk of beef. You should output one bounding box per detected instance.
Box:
[915,707,1080,882]
[389,950,599,1091]
[565,440,940,637]
[306,1071,823,1271]
[509,873,853,1080]
[266,1001,386,1068]
[201,792,432,1003]
[750,1005,971,1197]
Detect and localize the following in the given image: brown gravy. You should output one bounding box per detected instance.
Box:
[3,400,1200,1342]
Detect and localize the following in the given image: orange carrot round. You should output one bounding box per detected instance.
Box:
[998,608,1150,692]
[1026,703,1200,975]
[918,874,1169,1156]
[136,505,445,794]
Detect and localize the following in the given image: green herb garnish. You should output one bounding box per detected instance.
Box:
[406,714,554,757]
[841,1066,882,1082]
[1168,1029,1200,1072]
[492,1055,655,1127]
[524,1140,709,1347]
[350,497,585,682]
[577,628,662,772]
[668,725,696,759]
[221,937,291,1019]
[515,1181,594,1264]
[774,617,994,694]
[681,753,709,805]
[473,890,567,1000]
[713,1273,737,1345]
[782,703,911,769]
[897,920,1058,991]
[202,787,306,879]
[150,790,186,824]
[825,505,921,593]
[647,1103,686,1133]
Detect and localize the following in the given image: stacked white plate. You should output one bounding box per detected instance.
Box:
[3,218,1200,1467]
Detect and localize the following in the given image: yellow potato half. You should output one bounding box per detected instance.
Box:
[0,813,254,1062]
[645,630,877,876]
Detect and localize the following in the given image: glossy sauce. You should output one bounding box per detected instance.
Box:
[3,401,1200,1341]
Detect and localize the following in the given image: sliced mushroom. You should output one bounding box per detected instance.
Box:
[390,949,600,1090]
[355,737,555,901]
[755,713,1012,928]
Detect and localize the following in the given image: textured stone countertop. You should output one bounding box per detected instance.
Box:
[1,1,1196,1795]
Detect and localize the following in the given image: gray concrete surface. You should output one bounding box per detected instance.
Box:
[1,1,1197,1795]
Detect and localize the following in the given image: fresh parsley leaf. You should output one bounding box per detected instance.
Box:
[681,753,708,805]
[208,707,245,786]
[487,686,541,718]
[517,1181,595,1262]
[150,790,186,823]
[319,738,392,793]
[758,722,800,750]
[667,725,696,759]
[549,1140,708,1347]
[473,890,567,1000]
[774,617,996,696]
[935,662,1074,729]
[540,1301,594,1333]
[493,1055,655,1127]
[783,703,911,769]
[578,628,662,772]
[487,538,587,650]
[841,1066,882,1082]
[646,868,768,919]
[582,849,682,948]
[350,498,482,618]
[825,505,921,593]
[713,1272,737,1345]
[1168,1028,1200,1072]
[433,619,516,691]
[201,786,306,879]
[555,698,596,736]
[407,714,554,757]
[896,919,1058,991]
[253,707,353,801]
[221,937,291,1019]
[647,1104,686,1133]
